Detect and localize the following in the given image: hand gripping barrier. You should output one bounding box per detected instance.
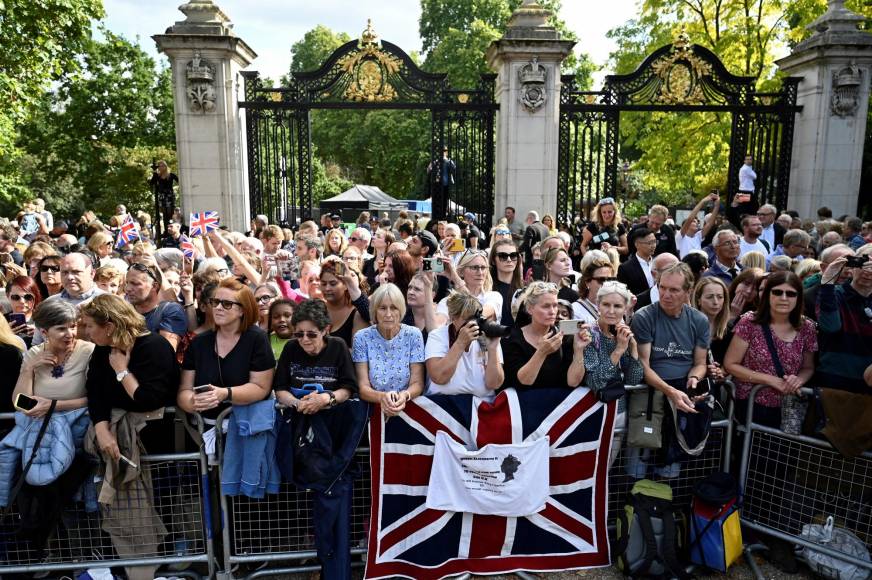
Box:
[0,408,215,578]
[738,385,872,579]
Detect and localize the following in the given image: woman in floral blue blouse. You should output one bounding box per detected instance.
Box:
[353,283,426,417]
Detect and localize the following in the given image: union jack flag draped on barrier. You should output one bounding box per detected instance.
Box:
[115,215,140,248]
[189,211,220,237]
[365,387,615,579]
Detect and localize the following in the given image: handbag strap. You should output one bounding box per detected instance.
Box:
[6,399,58,507]
[761,324,785,378]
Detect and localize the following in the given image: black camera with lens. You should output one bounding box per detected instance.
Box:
[473,316,511,339]
[846,255,870,268]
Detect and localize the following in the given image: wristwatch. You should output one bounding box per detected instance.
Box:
[327,391,337,407]
[116,369,130,382]
[226,386,233,402]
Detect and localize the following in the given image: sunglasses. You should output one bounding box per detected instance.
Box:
[495,251,519,262]
[495,229,511,235]
[349,237,361,243]
[9,293,34,302]
[770,289,798,298]
[40,264,60,273]
[130,262,159,284]
[591,276,618,284]
[209,298,242,309]
[293,330,321,339]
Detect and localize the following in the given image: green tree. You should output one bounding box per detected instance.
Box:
[287,25,352,77]
[0,0,104,158]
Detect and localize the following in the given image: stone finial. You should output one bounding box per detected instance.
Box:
[503,0,559,41]
[794,0,872,51]
[165,0,234,36]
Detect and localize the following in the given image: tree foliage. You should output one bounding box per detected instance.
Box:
[606,0,872,208]
[2,29,176,218]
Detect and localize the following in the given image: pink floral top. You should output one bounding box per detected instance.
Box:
[733,312,817,407]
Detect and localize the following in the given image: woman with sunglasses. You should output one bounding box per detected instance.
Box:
[5,276,42,347]
[437,249,503,322]
[575,258,617,325]
[86,231,115,266]
[724,271,817,427]
[580,197,628,256]
[178,278,275,422]
[35,255,63,299]
[253,283,280,332]
[489,240,523,326]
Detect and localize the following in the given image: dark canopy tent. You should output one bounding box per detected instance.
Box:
[319,185,408,215]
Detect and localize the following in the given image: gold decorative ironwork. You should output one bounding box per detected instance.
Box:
[649,33,712,105]
[457,93,469,104]
[584,94,597,104]
[335,20,403,102]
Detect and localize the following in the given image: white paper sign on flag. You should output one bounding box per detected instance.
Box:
[425,431,550,517]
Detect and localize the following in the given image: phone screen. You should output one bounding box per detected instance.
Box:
[193,385,213,394]
[5,313,26,327]
[15,394,38,411]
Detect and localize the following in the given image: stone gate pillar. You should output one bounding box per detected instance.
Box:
[776,0,872,218]
[486,1,575,225]
[153,0,256,232]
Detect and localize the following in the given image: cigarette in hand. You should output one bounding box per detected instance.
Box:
[119,454,138,469]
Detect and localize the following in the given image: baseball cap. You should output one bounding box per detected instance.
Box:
[416,230,439,256]
[463,212,476,222]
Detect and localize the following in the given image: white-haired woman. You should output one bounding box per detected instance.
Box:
[425,291,504,401]
[501,281,589,390]
[353,283,425,416]
[581,281,642,464]
[436,249,503,322]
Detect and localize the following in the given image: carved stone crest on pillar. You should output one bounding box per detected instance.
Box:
[186,51,216,113]
[519,56,547,112]
[831,64,863,117]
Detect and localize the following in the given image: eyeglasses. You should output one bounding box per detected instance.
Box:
[40,264,60,273]
[130,262,159,284]
[637,239,657,246]
[591,276,618,284]
[495,251,519,262]
[770,289,798,298]
[9,293,34,302]
[103,241,113,247]
[255,294,275,304]
[756,212,775,217]
[209,298,242,309]
[717,241,740,247]
[293,330,321,339]
[464,265,488,272]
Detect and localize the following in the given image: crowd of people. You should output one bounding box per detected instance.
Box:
[0,189,871,576]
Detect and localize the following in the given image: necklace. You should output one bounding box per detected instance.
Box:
[51,345,75,378]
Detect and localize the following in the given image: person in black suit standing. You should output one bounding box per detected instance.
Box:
[618,228,657,297]
[520,211,551,267]
[756,204,785,252]
[628,205,677,258]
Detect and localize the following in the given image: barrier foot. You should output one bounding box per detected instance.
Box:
[743,543,768,580]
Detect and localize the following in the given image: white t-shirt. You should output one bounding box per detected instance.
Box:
[740,237,770,258]
[437,290,504,324]
[675,231,702,259]
[424,325,503,402]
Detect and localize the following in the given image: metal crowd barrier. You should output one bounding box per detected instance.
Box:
[0,408,214,578]
[739,385,872,577]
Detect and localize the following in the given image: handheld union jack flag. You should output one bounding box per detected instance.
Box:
[179,234,197,259]
[189,211,220,237]
[115,215,140,248]
[365,387,615,579]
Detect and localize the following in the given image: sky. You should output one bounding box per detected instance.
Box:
[103,0,639,86]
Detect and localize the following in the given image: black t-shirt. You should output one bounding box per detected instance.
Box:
[500,326,575,391]
[86,333,180,425]
[585,222,626,251]
[0,343,23,414]
[183,326,275,418]
[273,337,358,396]
[493,279,516,327]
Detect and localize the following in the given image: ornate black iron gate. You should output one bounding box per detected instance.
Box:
[239,22,498,230]
[557,34,800,224]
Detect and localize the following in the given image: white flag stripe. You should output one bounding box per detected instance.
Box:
[523,388,587,442]
[501,517,518,556]
[548,496,595,531]
[525,513,596,553]
[549,480,595,495]
[412,398,474,445]
[458,513,474,559]
[378,502,430,538]
[549,403,602,449]
[549,440,600,457]
[378,511,456,562]
[381,443,435,456]
[506,389,524,444]
[381,484,429,497]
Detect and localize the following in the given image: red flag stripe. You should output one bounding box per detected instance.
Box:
[382,453,433,486]
[539,502,595,545]
[403,402,466,445]
[468,514,508,558]
[379,508,447,555]
[546,392,597,444]
[474,393,513,447]
[549,451,597,486]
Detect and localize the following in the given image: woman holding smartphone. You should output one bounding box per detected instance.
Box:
[320,258,369,349]
[12,300,93,416]
[6,276,42,348]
